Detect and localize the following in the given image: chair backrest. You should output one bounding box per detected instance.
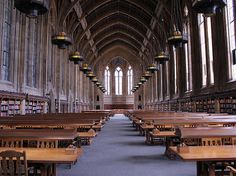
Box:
[1,139,23,148]
[37,140,58,148]
[183,138,200,146]
[201,138,222,146]
[222,137,232,145]
[231,137,236,145]
[0,150,28,176]
[88,129,96,135]
[227,166,236,176]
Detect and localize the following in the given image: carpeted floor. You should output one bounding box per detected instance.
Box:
[57,114,195,176]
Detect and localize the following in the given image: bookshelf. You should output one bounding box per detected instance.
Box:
[0,99,21,116]
[25,100,47,114]
[0,91,49,116]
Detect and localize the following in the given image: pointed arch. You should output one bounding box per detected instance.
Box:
[127,65,133,95]
[115,67,123,95]
[104,66,110,95]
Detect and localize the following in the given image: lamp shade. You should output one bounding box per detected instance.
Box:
[14,0,49,18]
[147,63,159,73]
[52,32,72,49]
[168,30,187,48]
[138,82,142,86]
[140,76,147,83]
[143,71,152,79]
[86,71,96,79]
[96,82,101,86]
[154,51,169,64]
[69,51,84,64]
[92,77,98,83]
[80,64,91,73]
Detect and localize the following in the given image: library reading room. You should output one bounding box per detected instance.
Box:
[1,0,236,176]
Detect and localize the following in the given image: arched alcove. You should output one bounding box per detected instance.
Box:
[102,57,134,109]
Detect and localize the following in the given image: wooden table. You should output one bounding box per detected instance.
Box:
[0,147,82,176]
[146,131,176,144]
[169,145,236,176]
[78,132,97,145]
[153,118,236,129]
[175,127,236,146]
[0,129,78,140]
[176,127,236,138]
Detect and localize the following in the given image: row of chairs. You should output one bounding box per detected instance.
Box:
[1,139,60,148]
[182,137,236,146]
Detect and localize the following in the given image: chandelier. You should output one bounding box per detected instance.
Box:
[168,0,188,48]
[154,51,169,64]
[80,64,91,74]
[147,63,159,73]
[69,51,84,65]
[14,0,49,18]
[52,32,72,49]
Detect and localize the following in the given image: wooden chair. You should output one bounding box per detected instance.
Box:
[37,140,58,148]
[231,137,236,145]
[1,139,23,148]
[227,166,236,176]
[34,140,58,175]
[201,138,229,175]
[201,138,222,146]
[0,150,28,176]
[183,138,200,146]
[222,137,232,145]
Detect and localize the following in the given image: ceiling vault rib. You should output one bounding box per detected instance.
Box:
[139,1,165,61]
[73,2,98,58]
[75,11,157,46]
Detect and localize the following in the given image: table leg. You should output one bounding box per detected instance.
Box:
[40,164,47,176]
[197,161,215,176]
[208,163,216,176]
[197,161,204,176]
[52,163,56,176]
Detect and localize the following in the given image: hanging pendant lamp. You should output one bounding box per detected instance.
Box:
[69,51,84,64]
[86,71,96,79]
[14,0,49,18]
[138,82,143,86]
[192,0,226,17]
[154,51,169,64]
[80,64,91,74]
[168,30,188,48]
[96,82,101,86]
[147,63,159,73]
[168,0,188,48]
[52,32,72,49]
[143,71,152,79]
[92,77,98,83]
[140,77,147,83]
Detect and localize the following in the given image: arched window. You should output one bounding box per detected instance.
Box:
[198,14,214,87]
[2,0,12,81]
[104,66,110,95]
[26,18,38,87]
[184,6,192,91]
[173,47,178,94]
[127,66,133,95]
[226,0,236,80]
[115,67,123,95]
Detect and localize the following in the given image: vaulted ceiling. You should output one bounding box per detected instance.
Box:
[53,0,173,66]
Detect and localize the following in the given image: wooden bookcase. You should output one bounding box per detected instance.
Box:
[0,91,49,116]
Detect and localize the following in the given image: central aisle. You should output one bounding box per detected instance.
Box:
[57,114,195,176]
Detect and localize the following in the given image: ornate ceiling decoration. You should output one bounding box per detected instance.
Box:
[54,0,171,65]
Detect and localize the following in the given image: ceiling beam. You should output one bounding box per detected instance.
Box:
[139,1,165,62]
[73,2,98,58]
[75,11,156,47]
